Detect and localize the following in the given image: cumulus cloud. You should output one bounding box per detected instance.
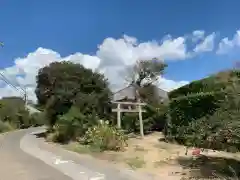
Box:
[1,33,214,102]
[97,34,190,68]
[217,30,240,54]
[192,30,205,42]
[155,77,189,92]
[194,33,216,53]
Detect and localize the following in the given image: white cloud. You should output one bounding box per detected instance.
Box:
[192,30,205,42]
[194,33,216,53]
[97,34,190,68]
[1,33,213,102]
[156,78,189,92]
[217,38,234,54]
[217,30,240,54]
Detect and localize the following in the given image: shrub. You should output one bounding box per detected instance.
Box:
[165,71,240,152]
[30,112,46,127]
[165,92,225,143]
[121,113,138,133]
[0,121,14,133]
[168,92,223,126]
[16,108,32,128]
[120,104,168,134]
[83,120,128,151]
[144,104,168,131]
[173,109,240,152]
[51,106,98,143]
[0,97,33,129]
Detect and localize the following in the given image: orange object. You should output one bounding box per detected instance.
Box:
[192,148,201,156]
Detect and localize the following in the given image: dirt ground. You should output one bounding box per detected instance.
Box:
[65,132,240,180]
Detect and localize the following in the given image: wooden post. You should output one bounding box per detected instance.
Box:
[138,104,144,137]
[117,103,121,128]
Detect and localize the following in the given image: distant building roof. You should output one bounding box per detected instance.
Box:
[112,84,169,102]
[112,84,136,101]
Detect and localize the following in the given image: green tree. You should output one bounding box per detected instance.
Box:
[0,97,31,129]
[35,61,112,127]
[118,59,168,133]
[125,58,167,104]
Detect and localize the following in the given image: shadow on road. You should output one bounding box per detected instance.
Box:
[177,155,240,179]
[35,131,47,138]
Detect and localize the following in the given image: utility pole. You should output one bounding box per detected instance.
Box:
[23,87,27,106]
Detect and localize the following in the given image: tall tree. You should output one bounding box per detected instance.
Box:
[35,61,112,127]
[125,58,167,104]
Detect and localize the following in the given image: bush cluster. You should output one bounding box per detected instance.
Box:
[0,97,31,129]
[0,121,13,133]
[49,106,99,143]
[121,104,168,133]
[165,70,240,152]
[0,97,45,132]
[169,92,223,126]
[83,120,127,151]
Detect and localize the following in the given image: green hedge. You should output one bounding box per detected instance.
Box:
[164,92,223,143]
[169,70,240,99]
[169,92,224,125]
[165,70,240,152]
[169,78,225,99]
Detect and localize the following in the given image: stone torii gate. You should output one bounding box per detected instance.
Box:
[111,84,169,137]
[111,84,147,137]
[111,101,146,137]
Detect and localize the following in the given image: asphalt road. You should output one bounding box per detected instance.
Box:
[0,128,152,180]
[0,129,72,180]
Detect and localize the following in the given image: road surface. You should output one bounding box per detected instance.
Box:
[0,127,154,180]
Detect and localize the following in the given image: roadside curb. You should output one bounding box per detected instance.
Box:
[20,128,158,180]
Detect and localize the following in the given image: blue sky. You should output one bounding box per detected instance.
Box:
[1,0,240,100]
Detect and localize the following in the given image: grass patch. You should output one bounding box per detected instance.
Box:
[66,143,92,154]
[0,121,15,133]
[125,157,145,169]
[65,142,102,154]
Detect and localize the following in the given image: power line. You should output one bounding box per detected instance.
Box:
[0,73,23,92]
[0,73,26,101]
[0,73,22,93]
[0,43,27,103]
[0,72,26,101]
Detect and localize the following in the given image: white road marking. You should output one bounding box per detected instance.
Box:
[54,158,69,165]
[127,169,134,172]
[89,176,105,180]
[90,173,105,180]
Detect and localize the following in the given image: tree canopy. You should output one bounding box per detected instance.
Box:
[35,61,112,127]
[0,97,32,129]
[126,59,167,86]
[125,59,167,104]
